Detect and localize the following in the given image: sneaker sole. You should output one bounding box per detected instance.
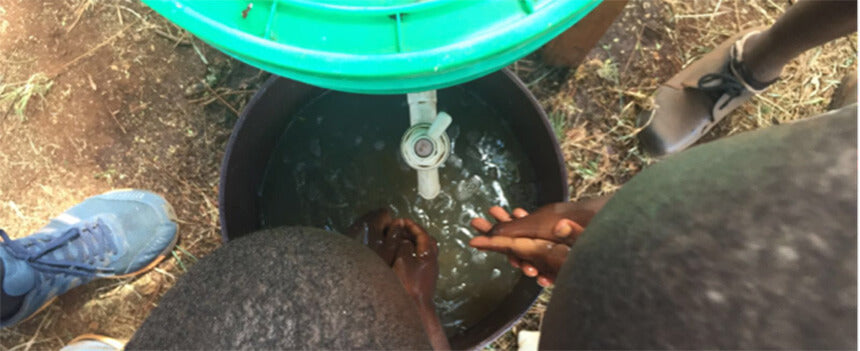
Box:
[67,333,127,350]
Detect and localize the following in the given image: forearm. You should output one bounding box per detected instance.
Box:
[577,194,613,213]
[558,194,614,226]
[417,303,450,351]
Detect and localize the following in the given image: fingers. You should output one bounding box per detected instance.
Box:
[507,255,521,268]
[371,208,393,227]
[470,217,493,234]
[472,207,525,235]
[380,225,403,265]
[536,275,553,287]
[512,259,555,287]
[468,235,510,252]
[512,208,529,219]
[487,217,555,241]
[488,206,512,222]
[469,236,548,263]
[349,208,393,244]
[392,239,418,287]
[521,262,539,277]
[395,239,416,260]
[470,235,568,275]
[402,218,437,256]
[390,218,437,257]
[553,219,585,239]
[488,216,582,246]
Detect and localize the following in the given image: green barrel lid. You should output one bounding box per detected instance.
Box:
[143,0,600,94]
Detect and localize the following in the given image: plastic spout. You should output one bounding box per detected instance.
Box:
[417,169,441,200]
[404,91,451,200]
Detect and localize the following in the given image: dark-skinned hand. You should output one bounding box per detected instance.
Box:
[387,218,448,350]
[347,209,448,350]
[346,209,439,306]
[469,196,611,287]
[388,218,439,308]
[346,208,400,265]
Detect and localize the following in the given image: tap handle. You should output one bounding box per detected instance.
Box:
[427,112,452,139]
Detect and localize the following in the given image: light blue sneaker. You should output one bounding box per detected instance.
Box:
[0,190,178,328]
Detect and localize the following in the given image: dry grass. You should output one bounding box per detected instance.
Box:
[0,0,855,350]
[0,73,53,120]
[0,0,253,349]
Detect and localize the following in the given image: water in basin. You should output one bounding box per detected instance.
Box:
[258,86,539,336]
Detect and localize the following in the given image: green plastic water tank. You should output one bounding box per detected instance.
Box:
[144,0,600,94]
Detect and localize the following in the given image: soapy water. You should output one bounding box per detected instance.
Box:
[258,87,538,336]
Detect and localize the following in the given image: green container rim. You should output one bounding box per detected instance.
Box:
[144,0,601,94]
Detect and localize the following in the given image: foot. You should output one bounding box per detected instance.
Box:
[637,27,779,156]
[0,190,179,328]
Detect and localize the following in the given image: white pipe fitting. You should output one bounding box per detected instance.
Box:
[403,91,452,200]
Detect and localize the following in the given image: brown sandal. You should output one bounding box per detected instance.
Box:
[637,27,778,156]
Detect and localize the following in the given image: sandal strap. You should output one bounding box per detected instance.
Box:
[730,31,779,93]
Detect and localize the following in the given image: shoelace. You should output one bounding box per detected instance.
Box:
[695,72,747,114]
[0,220,117,276]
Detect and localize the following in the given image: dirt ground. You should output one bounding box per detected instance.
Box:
[0,0,855,350]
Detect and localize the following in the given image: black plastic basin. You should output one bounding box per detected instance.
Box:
[218,69,568,350]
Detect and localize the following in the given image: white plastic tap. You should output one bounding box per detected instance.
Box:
[402,91,452,200]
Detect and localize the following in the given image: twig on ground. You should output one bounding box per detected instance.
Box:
[11,309,50,351]
[754,93,792,116]
[704,0,724,30]
[66,0,95,34]
[153,29,191,46]
[621,26,645,78]
[153,267,177,280]
[51,19,141,78]
[674,11,728,19]
[190,39,210,66]
[187,89,254,104]
[733,1,742,31]
[0,57,36,64]
[749,1,776,23]
[109,109,128,134]
[204,84,240,116]
[114,3,124,25]
[766,0,787,14]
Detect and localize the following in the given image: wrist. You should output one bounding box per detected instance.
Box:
[416,297,436,313]
[415,303,450,351]
[560,194,612,225]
